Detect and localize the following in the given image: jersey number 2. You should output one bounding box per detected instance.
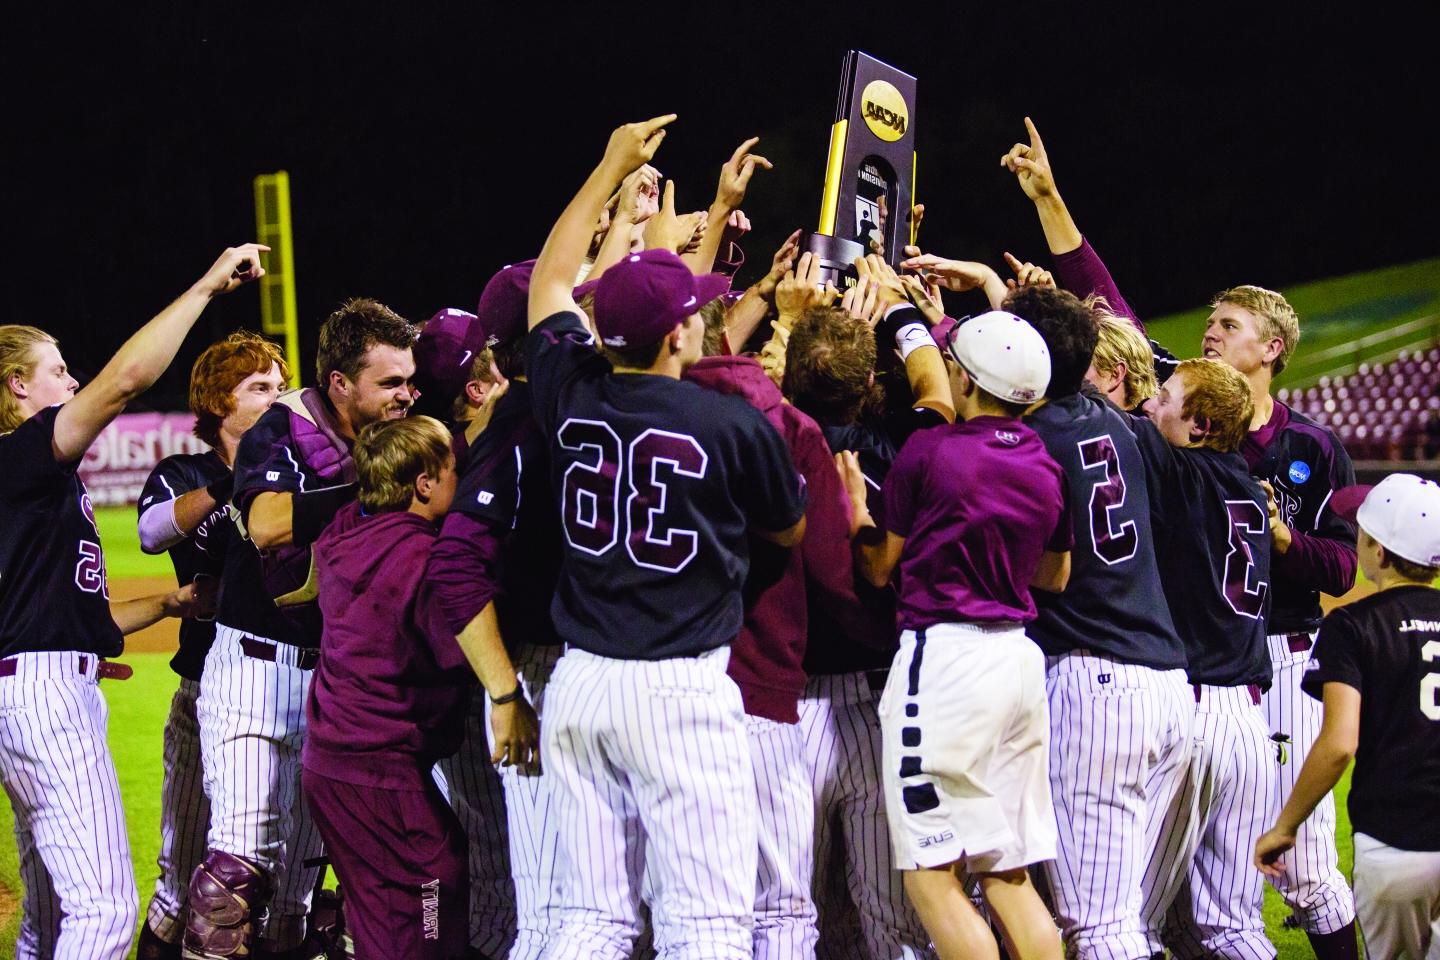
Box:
[558,419,708,573]
[75,540,108,598]
[1078,435,1139,565]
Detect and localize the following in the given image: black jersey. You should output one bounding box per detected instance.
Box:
[138,451,232,680]
[1132,419,1272,687]
[1242,402,1357,634]
[0,406,123,658]
[806,405,947,676]
[1026,394,1185,668]
[218,401,339,648]
[526,311,807,660]
[1303,585,1440,851]
[450,381,563,646]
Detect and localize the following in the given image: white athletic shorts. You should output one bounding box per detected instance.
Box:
[879,622,1055,874]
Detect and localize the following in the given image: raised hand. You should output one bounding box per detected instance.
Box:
[1003,252,1056,290]
[900,275,945,326]
[616,165,662,225]
[195,243,270,298]
[856,254,908,314]
[775,251,839,322]
[755,229,802,301]
[901,253,998,293]
[602,114,677,180]
[714,137,773,213]
[721,209,752,246]
[642,181,706,254]
[1000,116,1058,202]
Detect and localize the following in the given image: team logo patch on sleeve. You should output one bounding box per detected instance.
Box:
[995,430,1021,446]
[1287,460,1311,484]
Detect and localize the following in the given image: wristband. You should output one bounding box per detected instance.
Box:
[894,322,935,361]
[205,472,235,505]
[490,686,523,706]
[291,483,358,547]
[875,305,935,358]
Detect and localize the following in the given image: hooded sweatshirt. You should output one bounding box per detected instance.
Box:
[304,502,473,789]
[684,356,857,722]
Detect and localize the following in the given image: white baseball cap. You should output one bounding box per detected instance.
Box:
[1332,473,1440,567]
[944,311,1051,404]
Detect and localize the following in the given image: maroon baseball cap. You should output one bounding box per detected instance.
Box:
[475,260,535,350]
[412,308,487,419]
[593,250,730,350]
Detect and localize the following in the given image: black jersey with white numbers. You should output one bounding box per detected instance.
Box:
[525,310,807,660]
[1303,585,1440,851]
[0,407,123,657]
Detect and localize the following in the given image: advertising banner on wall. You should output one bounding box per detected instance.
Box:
[78,412,209,506]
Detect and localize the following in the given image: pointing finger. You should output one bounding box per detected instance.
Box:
[729,136,760,166]
[1024,115,1045,153]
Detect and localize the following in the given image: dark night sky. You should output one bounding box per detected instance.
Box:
[3,3,1434,409]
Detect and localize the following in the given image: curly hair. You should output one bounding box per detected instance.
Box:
[1212,285,1301,376]
[189,331,290,448]
[0,325,57,434]
[315,298,418,388]
[782,306,882,426]
[1003,286,1098,399]
[354,415,453,513]
[1175,358,1254,454]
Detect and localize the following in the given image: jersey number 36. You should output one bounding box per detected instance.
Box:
[558,419,708,574]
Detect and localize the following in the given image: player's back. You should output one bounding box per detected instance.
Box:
[885,416,1070,629]
[1026,392,1185,668]
[526,311,806,660]
[1134,421,1272,687]
[1305,585,1440,850]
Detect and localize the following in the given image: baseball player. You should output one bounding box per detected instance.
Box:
[524,115,808,960]
[414,306,523,960]
[1132,358,1276,959]
[1256,473,1440,960]
[428,270,566,960]
[0,245,263,960]
[1212,285,1360,958]
[775,287,947,960]
[876,277,1194,960]
[134,331,289,960]
[842,310,1071,960]
[189,297,418,959]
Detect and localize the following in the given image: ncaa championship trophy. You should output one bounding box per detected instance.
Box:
[804,50,918,287]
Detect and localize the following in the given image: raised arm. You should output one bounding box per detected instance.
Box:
[529,115,676,329]
[858,256,955,423]
[586,165,660,284]
[725,229,801,351]
[52,245,266,464]
[683,137,772,276]
[1000,117,1082,255]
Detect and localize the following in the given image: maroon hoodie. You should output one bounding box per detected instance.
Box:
[684,356,856,723]
[304,502,473,789]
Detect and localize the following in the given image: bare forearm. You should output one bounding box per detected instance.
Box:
[1033,194,1084,256]
[587,214,638,283]
[725,288,771,351]
[110,594,176,635]
[903,345,955,423]
[454,601,522,698]
[246,492,294,549]
[1274,736,1351,834]
[530,163,623,328]
[683,202,730,275]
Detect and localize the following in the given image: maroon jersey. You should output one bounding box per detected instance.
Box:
[883,416,1072,630]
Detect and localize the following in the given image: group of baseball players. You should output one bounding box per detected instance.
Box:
[1,110,1437,960]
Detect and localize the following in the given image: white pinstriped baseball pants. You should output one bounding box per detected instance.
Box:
[434,687,516,959]
[1161,685,1279,960]
[146,677,211,944]
[1261,631,1356,934]
[0,651,138,960]
[797,673,935,960]
[197,626,325,951]
[540,646,757,960]
[747,714,819,960]
[1042,652,1195,960]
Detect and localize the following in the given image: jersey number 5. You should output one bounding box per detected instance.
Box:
[1078,435,1139,565]
[558,419,708,574]
[1222,500,1269,619]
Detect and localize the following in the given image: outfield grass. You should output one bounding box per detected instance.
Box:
[0,650,1354,958]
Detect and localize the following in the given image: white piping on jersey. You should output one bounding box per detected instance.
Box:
[512,446,523,531]
[864,474,881,493]
[159,474,178,502]
[1313,487,1333,531]
[282,445,306,492]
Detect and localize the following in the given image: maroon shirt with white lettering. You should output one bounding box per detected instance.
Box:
[883,416,1072,630]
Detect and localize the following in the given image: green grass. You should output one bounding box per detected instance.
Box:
[0,651,1354,958]
[1145,256,1440,388]
[96,506,173,579]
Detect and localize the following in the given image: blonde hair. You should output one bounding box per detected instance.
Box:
[1091,313,1157,407]
[1212,285,1301,375]
[354,416,453,513]
[0,325,59,434]
[451,347,498,422]
[1174,358,1254,453]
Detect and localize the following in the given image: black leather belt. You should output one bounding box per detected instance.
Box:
[240,636,319,670]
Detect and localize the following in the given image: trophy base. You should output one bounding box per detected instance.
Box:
[803,233,867,290]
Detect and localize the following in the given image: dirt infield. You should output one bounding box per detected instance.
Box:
[112,576,183,654]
